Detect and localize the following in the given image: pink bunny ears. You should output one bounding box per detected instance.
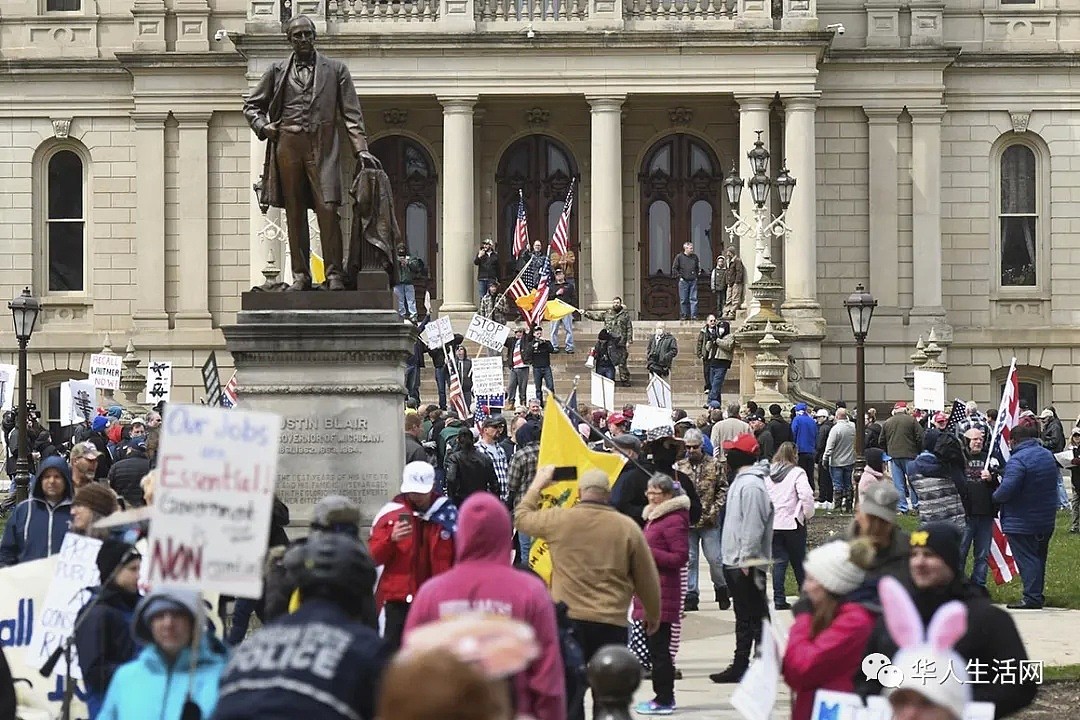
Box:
[879,576,968,652]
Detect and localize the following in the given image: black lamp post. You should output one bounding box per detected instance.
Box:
[844,283,877,480]
[9,287,41,504]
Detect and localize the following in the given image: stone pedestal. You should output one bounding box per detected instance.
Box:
[223,294,414,527]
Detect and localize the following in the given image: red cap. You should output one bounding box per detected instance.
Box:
[893,401,908,410]
[722,432,760,456]
[609,412,626,427]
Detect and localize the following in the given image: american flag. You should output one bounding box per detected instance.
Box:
[987,358,1020,585]
[512,190,529,258]
[944,398,967,436]
[446,355,470,420]
[473,393,505,429]
[549,180,575,258]
[525,262,553,327]
[222,372,239,408]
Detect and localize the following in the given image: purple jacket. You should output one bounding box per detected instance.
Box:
[633,495,691,624]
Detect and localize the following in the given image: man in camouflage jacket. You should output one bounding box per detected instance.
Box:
[583,296,633,384]
[675,428,730,610]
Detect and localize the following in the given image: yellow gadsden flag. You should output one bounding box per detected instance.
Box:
[527,400,626,584]
[514,293,578,321]
[310,252,326,284]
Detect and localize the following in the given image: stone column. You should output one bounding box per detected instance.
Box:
[131,112,169,329]
[131,0,167,52]
[439,96,477,312]
[587,95,625,310]
[866,108,900,308]
[735,96,772,287]
[174,112,213,328]
[910,108,945,317]
[173,0,211,52]
[781,96,819,311]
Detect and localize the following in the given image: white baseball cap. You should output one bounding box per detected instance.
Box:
[400,461,435,494]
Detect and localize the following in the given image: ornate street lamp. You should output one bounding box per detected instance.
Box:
[722,163,744,208]
[775,163,796,210]
[9,287,41,504]
[844,283,877,478]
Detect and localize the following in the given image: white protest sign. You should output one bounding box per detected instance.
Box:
[630,404,673,433]
[590,372,616,412]
[27,533,102,681]
[0,555,91,719]
[646,373,672,408]
[149,404,280,598]
[810,690,886,720]
[0,363,16,413]
[466,313,511,351]
[145,361,173,405]
[730,620,779,720]
[60,379,97,426]
[423,316,454,348]
[88,353,122,391]
[471,356,505,396]
[913,369,946,411]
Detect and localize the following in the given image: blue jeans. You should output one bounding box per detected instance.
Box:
[678,278,698,319]
[596,364,615,380]
[507,367,529,404]
[435,366,448,409]
[830,465,854,501]
[890,457,920,511]
[708,364,729,404]
[960,515,993,588]
[1056,474,1070,509]
[551,316,574,351]
[533,366,554,404]
[477,278,496,303]
[687,525,726,598]
[394,283,417,318]
[517,531,532,565]
[405,364,420,401]
[1007,531,1052,607]
[772,524,807,606]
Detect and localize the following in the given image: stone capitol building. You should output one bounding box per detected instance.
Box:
[1,0,1079,427]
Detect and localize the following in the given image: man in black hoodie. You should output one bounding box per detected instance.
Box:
[961,428,1000,588]
[856,522,1036,718]
[766,404,793,449]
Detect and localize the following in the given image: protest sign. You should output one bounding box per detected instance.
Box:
[646,373,672,408]
[422,316,454,348]
[0,555,90,720]
[471,356,505,396]
[730,620,779,720]
[0,363,16,413]
[145,361,173,404]
[27,533,102,681]
[60,379,97,427]
[590,372,615,412]
[465,313,511,351]
[913,369,946,412]
[202,352,223,407]
[148,403,280,598]
[89,353,121,391]
[630,404,673,433]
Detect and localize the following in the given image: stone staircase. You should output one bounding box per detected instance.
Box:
[417,320,742,412]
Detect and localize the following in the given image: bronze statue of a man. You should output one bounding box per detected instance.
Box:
[243,15,377,291]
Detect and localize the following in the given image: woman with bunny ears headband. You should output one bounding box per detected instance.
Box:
[879,575,972,720]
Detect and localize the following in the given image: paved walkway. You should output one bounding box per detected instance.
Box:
[611,574,1080,718]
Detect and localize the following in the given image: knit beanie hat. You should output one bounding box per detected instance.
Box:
[864,447,885,473]
[73,483,118,518]
[96,537,139,581]
[910,521,964,577]
[803,539,874,596]
[859,481,900,523]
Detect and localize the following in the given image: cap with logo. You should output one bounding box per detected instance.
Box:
[721,433,759,456]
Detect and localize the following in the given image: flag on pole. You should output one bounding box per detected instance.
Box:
[512,190,530,258]
[987,357,1020,585]
[473,393,504,429]
[943,398,967,436]
[523,264,553,327]
[549,180,575,258]
[222,372,239,408]
[446,353,470,420]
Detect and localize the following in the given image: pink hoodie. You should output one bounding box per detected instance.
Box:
[403,492,567,720]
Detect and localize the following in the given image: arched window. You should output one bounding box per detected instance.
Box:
[370,136,438,304]
[42,148,87,293]
[999,144,1038,287]
[638,134,723,319]
[496,135,579,280]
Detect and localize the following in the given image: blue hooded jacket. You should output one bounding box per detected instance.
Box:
[993,438,1060,535]
[791,412,818,455]
[0,455,74,566]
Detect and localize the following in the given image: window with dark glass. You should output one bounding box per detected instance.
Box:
[46,0,81,10]
[999,145,1037,287]
[46,150,85,292]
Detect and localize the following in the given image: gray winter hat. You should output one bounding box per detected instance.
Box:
[312,495,361,529]
[860,482,901,523]
[133,585,202,644]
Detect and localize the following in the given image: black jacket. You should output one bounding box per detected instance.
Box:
[815,420,834,464]
[1042,415,1066,453]
[671,252,700,281]
[524,332,554,369]
[214,599,390,720]
[474,250,499,280]
[865,421,883,450]
[755,427,776,462]
[0,647,13,720]
[611,461,701,527]
[405,433,429,465]
[108,453,151,508]
[553,280,577,308]
[963,452,1000,517]
[74,584,141,699]
[855,580,1036,718]
[766,417,793,449]
[444,447,499,508]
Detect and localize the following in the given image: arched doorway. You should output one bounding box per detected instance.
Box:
[371,135,438,311]
[638,134,724,320]
[495,135,579,281]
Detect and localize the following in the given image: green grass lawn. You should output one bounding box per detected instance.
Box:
[783,511,1080,609]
